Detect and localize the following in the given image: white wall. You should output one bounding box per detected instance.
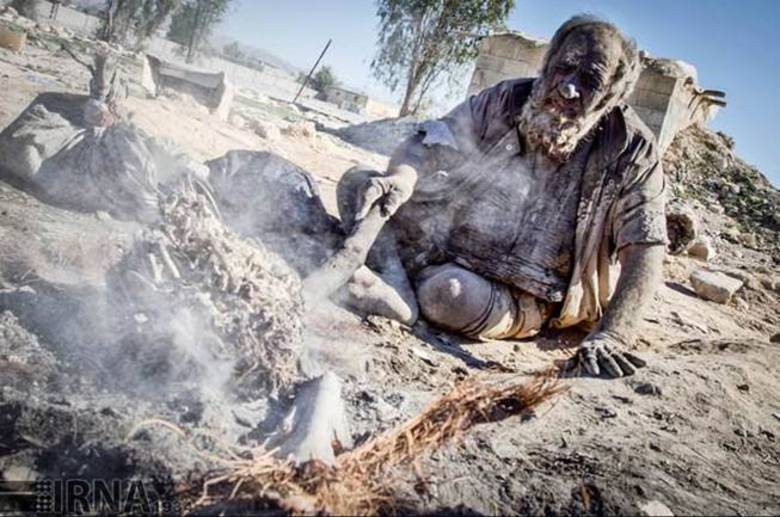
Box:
[35,1,102,36]
[145,38,317,102]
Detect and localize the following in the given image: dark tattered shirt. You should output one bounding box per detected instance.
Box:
[390,78,667,306]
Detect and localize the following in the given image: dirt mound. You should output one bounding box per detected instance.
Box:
[663,125,780,260]
[328,116,419,156]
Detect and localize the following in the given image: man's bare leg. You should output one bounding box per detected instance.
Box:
[269,371,353,465]
[334,166,418,325]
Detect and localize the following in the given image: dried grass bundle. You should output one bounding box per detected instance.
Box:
[195,371,565,515]
[111,187,304,395]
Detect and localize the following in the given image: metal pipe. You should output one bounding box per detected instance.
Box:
[292,38,332,104]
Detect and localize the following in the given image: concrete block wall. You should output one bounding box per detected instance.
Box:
[145,37,317,103]
[467,33,546,95]
[627,71,679,148]
[34,1,102,36]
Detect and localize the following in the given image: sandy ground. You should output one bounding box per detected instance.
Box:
[0,37,779,515]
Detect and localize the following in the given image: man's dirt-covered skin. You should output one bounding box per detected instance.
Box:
[341,16,666,379]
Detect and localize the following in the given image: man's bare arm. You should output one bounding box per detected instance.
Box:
[578,243,664,377]
[601,243,664,337]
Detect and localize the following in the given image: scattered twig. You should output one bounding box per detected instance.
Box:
[188,369,566,515]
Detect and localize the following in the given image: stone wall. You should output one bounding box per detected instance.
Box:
[34,1,102,36]
[467,32,547,96]
[322,85,398,120]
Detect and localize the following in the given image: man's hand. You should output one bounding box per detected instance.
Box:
[355,165,417,221]
[576,330,646,378]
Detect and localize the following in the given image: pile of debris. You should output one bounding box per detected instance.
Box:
[0,5,95,52]
[327,116,419,156]
[664,125,780,260]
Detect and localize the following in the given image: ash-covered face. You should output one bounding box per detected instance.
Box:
[519,26,626,163]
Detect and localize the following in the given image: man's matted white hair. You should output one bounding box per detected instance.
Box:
[541,14,642,106]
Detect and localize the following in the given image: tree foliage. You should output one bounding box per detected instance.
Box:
[297,65,338,95]
[101,0,179,48]
[371,0,514,116]
[223,41,244,61]
[167,0,232,63]
[311,65,338,93]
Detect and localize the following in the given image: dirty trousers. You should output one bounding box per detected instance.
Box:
[417,263,552,341]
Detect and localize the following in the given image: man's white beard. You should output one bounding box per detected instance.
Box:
[517,82,604,163]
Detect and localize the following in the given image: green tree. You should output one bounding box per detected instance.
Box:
[223,41,244,62]
[102,0,179,48]
[311,65,338,93]
[167,0,232,63]
[371,0,514,116]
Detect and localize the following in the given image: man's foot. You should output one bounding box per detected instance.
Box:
[269,371,353,465]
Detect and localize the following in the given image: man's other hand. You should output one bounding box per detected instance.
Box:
[355,165,417,221]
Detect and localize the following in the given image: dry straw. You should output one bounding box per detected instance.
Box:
[188,370,565,515]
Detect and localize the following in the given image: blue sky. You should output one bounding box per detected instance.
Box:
[218,1,779,185]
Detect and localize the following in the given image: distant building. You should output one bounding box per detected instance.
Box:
[322,85,398,120]
[468,32,727,150]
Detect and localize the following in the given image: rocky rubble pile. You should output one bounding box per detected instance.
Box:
[327,116,419,156]
[663,125,780,261]
[0,4,131,56]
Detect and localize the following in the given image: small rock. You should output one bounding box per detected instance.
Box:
[690,269,744,303]
[736,383,749,392]
[770,333,780,344]
[282,120,317,139]
[687,236,716,261]
[665,199,698,255]
[252,120,281,140]
[229,112,248,130]
[759,275,779,292]
[487,434,519,459]
[95,210,112,221]
[634,382,662,396]
[721,227,741,243]
[710,204,725,215]
[738,232,757,248]
[374,397,399,422]
[720,268,760,290]
[595,406,617,419]
[638,500,674,516]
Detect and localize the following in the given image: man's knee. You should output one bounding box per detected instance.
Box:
[416,264,495,334]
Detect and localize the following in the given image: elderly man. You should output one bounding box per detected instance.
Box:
[336,15,666,378]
